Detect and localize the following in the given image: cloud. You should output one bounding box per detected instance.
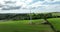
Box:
[0,0,60,13]
[43,1,60,5]
[1,6,21,10]
[28,1,41,8]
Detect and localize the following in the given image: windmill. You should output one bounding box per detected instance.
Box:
[26,7,36,24]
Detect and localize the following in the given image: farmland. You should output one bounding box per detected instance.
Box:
[0,19,53,32]
[0,12,60,32]
[48,18,60,31]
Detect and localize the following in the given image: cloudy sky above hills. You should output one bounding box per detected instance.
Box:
[0,0,60,13]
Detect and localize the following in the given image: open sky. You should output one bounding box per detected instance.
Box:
[0,0,60,13]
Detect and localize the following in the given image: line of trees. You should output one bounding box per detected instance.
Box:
[0,13,60,20]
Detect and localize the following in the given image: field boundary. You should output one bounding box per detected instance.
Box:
[44,19,57,32]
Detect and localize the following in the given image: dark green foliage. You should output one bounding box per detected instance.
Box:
[0,12,60,20]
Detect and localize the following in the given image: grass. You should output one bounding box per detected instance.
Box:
[0,19,53,32]
[48,18,60,31]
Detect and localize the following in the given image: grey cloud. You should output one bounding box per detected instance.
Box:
[42,1,60,5]
[0,4,4,8]
[2,6,21,10]
[4,1,16,4]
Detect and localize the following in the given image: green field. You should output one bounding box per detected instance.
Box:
[0,19,53,32]
[48,18,60,31]
[0,18,60,32]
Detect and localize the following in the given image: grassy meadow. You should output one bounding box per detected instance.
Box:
[48,18,60,31]
[0,19,53,32]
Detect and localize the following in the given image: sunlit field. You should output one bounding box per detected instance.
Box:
[48,18,60,31]
[0,19,53,32]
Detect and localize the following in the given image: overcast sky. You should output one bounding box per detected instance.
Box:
[0,0,60,13]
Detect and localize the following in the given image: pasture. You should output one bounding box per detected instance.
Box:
[0,19,53,32]
[48,18,60,31]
